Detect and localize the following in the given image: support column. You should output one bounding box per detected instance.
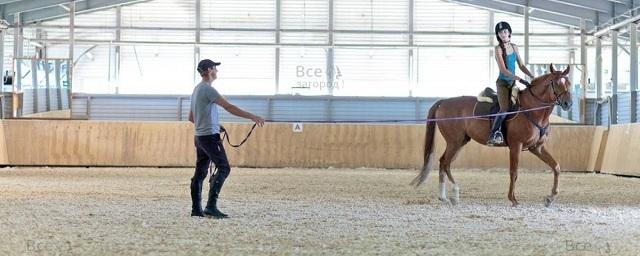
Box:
[408,0,414,97]
[524,4,530,67]
[326,0,335,96]
[580,19,588,123]
[596,37,602,100]
[630,22,638,123]
[275,0,281,94]
[611,30,618,124]
[68,1,75,106]
[194,0,200,85]
[568,27,576,120]
[114,6,121,94]
[0,27,4,93]
[13,13,23,117]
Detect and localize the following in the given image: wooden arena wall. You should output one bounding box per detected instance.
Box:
[597,124,640,176]
[2,120,632,175]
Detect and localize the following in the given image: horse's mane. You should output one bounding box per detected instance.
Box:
[531,72,553,86]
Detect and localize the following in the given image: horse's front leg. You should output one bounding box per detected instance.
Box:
[508,143,523,207]
[530,145,560,207]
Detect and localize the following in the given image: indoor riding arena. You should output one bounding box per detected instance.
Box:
[1,0,640,255]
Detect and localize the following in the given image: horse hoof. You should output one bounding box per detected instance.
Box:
[544,196,554,207]
[450,197,459,206]
[511,202,519,207]
[439,197,450,205]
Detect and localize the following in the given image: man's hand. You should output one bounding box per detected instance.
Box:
[519,79,531,88]
[251,115,265,127]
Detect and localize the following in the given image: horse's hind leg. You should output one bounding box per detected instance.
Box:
[439,138,469,205]
[530,145,561,207]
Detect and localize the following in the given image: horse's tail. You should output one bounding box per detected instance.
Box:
[410,100,441,187]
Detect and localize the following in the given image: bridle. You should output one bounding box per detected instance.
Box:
[527,74,569,107]
[522,74,570,140]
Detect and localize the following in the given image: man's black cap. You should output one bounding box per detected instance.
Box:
[197,59,221,72]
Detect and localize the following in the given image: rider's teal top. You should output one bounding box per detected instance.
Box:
[498,50,517,82]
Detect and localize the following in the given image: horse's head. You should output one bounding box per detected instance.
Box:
[530,64,572,111]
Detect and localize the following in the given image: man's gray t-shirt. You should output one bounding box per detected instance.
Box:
[190,81,222,136]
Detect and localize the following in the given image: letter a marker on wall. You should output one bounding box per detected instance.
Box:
[293,123,303,133]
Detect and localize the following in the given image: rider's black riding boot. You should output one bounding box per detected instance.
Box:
[487,114,506,145]
[190,178,205,217]
[204,174,228,219]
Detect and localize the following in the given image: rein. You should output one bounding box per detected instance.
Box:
[220,123,258,148]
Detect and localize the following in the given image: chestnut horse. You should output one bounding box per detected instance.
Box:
[411,64,572,207]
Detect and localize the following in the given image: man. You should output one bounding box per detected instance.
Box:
[189,59,265,218]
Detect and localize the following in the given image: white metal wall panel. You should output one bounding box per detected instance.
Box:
[636,92,640,122]
[121,29,195,43]
[48,89,61,110]
[279,48,327,95]
[37,89,47,112]
[21,28,37,58]
[331,99,415,121]
[271,99,328,121]
[122,0,196,28]
[72,94,443,123]
[280,32,329,45]
[217,98,271,122]
[201,0,276,29]
[22,89,34,115]
[414,34,488,46]
[281,0,329,29]
[333,49,409,96]
[62,89,70,109]
[334,0,409,31]
[529,35,570,46]
[43,8,117,27]
[529,48,571,64]
[415,0,489,32]
[334,33,409,45]
[617,92,631,124]
[199,47,275,95]
[0,0,586,107]
[415,48,490,97]
[530,19,569,33]
[119,45,194,94]
[74,46,111,93]
[200,31,276,44]
[72,96,87,118]
[87,97,181,121]
[3,33,14,78]
[43,28,116,41]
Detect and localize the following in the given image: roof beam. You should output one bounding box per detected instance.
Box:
[5,0,147,25]
[547,0,625,13]
[449,0,589,30]
[3,0,82,14]
[608,0,632,5]
[495,0,603,23]
[0,0,21,4]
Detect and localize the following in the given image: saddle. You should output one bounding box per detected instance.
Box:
[474,86,520,119]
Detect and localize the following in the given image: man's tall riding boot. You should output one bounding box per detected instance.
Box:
[487,114,506,145]
[190,178,205,217]
[203,174,228,219]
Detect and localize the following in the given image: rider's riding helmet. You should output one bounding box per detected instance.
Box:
[494,21,512,38]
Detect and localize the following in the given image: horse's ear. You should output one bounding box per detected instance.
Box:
[562,65,570,76]
[549,63,556,73]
